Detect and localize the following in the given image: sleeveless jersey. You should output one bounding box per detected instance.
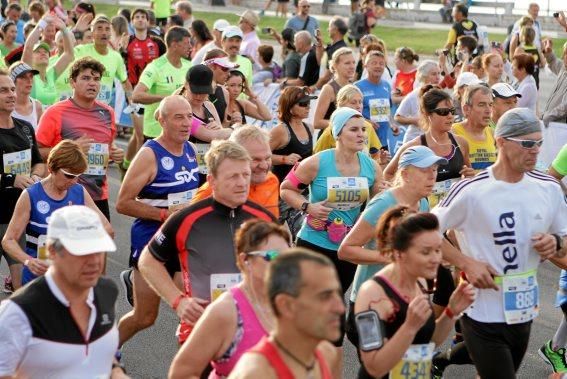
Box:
[452,19,479,40]
[189,105,215,184]
[452,122,496,171]
[272,122,313,184]
[210,85,227,123]
[23,182,84,284]
[323,79,342,120]
[130,139,199,262]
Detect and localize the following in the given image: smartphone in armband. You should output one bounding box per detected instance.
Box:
[355,310,385,351]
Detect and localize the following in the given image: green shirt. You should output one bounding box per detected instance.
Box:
[552,144,567,177]
[0,43,20,57]
[49,55,72,101]
[139,55,192,138]
[31,67,58,106]
[74,44,128,105]
[151,0,172,19]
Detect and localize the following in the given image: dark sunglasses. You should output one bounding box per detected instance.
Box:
[60,168,81,179]
[246,249,279,262]
[296,101,310,107]
[431,107,456,116]
[504,137,544,149]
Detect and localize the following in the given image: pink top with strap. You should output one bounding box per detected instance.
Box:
[249,336,333,379]
[209,286,267,378]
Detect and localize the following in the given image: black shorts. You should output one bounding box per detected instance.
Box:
[94,199,111,222]
[461,315,531,379]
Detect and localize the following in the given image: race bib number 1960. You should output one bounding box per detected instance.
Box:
[86,143,109,176]
[389,343,435,379]
[3,149,31,176]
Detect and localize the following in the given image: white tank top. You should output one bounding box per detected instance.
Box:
[13,99,39,131]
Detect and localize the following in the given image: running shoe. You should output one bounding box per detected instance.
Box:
[539,340,567,373]
[3,276,13,294]
[120,269,134,307]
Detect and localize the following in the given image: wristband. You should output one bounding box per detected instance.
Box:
[159,208,168,222]
[444,306,461,320]
[171,294,186,310]
[38,19,48,30]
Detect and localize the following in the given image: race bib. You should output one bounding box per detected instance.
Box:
[37,234,48,260]
[210,273,242,301]
[500,269,539,325]
[167,189,197,212]
[96,86,112,104]
[389,343,435,379]
[86,143,109,176]
[369,98,390,123]
[3,149,31,176]
[327,177,369,211]
[195,143,210,175]
[428,178,460,208]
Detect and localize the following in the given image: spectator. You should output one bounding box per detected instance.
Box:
[175,0,193,29]
[110,15,129,51]
[4,3,25,44]
[151,0,171,28]
[391,47,419,106]
[0,21,20,56]
[541,39,567,127]
[285,31,319,88]
[221,26,253,87]
[165,14,184,35]
[512,53,537,112]
[361,0,379,35]
[510,3,542,50]
[280,28,301,79]
[315,16,348,87]
[192,19,229,65]
[444,3,478,53]
[252,44,281,84]
[514,25,545,89]
[190,20,212,61]
[284,0,319,37]
[260,0,288,18]
[238,11,261,64]
[491,82,520,126]
[28,1,45,24]
[508,15,535,58]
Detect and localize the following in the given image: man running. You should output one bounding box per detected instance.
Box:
[116,95,199,346]
[433,108,567,379]
[138,140,276,344]
[229,249,342,378]
[0,205,125,378]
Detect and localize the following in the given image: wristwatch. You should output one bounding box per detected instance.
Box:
[300,202,309,214]
[553,233,565,252]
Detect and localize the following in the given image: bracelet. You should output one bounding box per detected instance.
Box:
[171,294,186,310]
[38,19,48,30]
[282,155,287,164]
[159,208,168,222]
[444,306,461,320]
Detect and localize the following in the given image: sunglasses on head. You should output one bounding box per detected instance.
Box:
[504,137,544,149]
[59,168,81,179]
[431,107,456,116]
[246,249,279,262]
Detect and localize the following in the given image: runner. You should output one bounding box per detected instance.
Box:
[132,25,191,141]
[36,57,125,221]
[116,95,200,346]
[9,62,42,130]
[433,108,567,379]
[228,249,342,378]
[0,69,44,292]
[354,210,475,378]
[0,205,124,378]
[168,219,291,378]
[280,106,383,346]
[138,140,276,344]
[1,140,112,285]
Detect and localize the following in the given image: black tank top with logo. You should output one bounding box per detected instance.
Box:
[272,122,313,183]
[323,79,343,120]
[420,132,464,182]
[209,86,227,123]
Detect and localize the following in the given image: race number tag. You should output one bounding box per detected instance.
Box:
[210,273,242,301]
[37,234,48,260]
[3,149,31,176]
[195,143,210,175]
[167,189,197,212]
[369,98,390,123]
[389,343,435,379]
[327,177,369,211]
[501,270,539,325]
[428,178,460,208]
[86,143,109,176]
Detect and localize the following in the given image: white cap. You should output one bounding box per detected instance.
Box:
[47,206,116,256]
[456,72,482,88]
[204,56,239,69]
[222,25,244,40]
[213,19,230,32]
[492,82,522,98]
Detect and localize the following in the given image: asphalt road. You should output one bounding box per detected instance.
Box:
[1,55,565,379]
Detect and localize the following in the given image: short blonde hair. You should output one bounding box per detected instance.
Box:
[330,47,353,74]
[336,84,362,107]
[205,140,251,177]
[229,125,269,146]
[47,140,88,174]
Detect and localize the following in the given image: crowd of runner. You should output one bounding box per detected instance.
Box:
[0,0,567,378]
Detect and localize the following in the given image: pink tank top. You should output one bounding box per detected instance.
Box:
[209,286,267,378]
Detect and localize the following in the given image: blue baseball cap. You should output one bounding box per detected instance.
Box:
[399,146,448,168]
[331,107,363,139]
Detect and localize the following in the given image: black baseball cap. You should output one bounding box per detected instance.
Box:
[186,64,214,94]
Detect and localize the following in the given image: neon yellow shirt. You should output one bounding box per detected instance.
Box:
[314,119,381,155]
[74,44,128,105]
[552,144,567,177]
[452,122,496,171]
[31,67,58,106]
[139,55,192,138]
[151,0,172,19]
[49,55,72,101]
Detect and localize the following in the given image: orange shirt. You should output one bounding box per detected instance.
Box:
[191,172,280,218]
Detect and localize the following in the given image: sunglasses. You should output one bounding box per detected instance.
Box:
[296,101,310,107]
[504,137,544,149]
[59,168,82,179]
[431,107,456,116]
[246,249,279,262]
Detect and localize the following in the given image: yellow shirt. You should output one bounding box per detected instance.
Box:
[313,120,382,155]
[452,122,497,171]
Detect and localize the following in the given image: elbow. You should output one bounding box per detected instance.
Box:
[115,199,127,216]
[337,244,350,261]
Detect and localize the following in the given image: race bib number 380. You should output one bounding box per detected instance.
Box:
[327,177,369,211]
[86,143,109,176]
[501,270,539,325]
[3,149,31,175]
[389,343,435,379]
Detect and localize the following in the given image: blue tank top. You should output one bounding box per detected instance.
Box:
[297,149,376,251]
[24,182,85,284]
[130,139,200,256]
